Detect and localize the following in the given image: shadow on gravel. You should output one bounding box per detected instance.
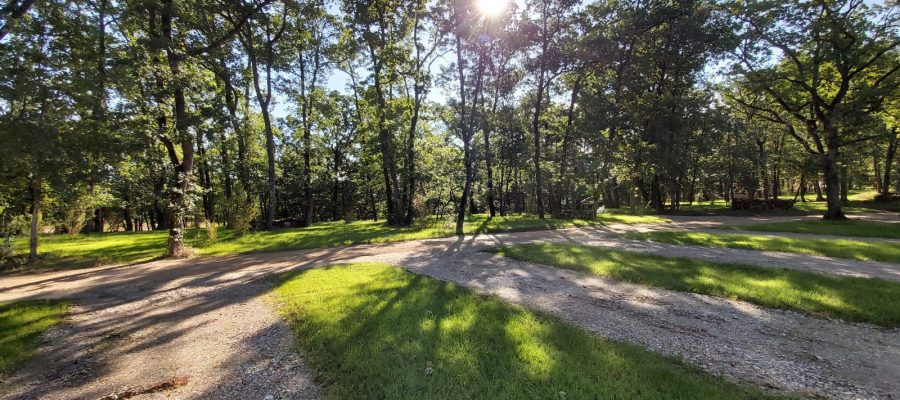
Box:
[3,227,897,398]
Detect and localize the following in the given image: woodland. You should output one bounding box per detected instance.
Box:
[0,0,897,260]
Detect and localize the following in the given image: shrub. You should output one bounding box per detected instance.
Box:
[205,219,217,242]
[0,235,25,269]
[227,184,259,237]
[60,194,93,235]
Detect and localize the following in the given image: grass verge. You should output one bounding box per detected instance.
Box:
[0,300,68,375]
[494,244,900,327]
[731,220,900,239]
[273,263,778,400]
[624,231,900,264]
[10,213,668,271]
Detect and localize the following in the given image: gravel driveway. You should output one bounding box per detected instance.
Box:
[1,221,898,399]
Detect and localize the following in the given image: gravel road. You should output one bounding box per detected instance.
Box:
[1,220,898,399]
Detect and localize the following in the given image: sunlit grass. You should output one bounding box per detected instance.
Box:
[272,263,778,400]
[0,300,68,375]
[731,219,900,239]
[671,190,898,215]
[9,213,669,270]
[494,244,900,327]
[625,231,900,263]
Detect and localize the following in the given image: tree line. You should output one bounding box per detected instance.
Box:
[1,0,897,261]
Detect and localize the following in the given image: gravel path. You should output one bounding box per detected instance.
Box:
[402,250,900,400]
[1,224,899,399]
[692,228,900,244]
[569,232,900,282]
[0,264,321,400]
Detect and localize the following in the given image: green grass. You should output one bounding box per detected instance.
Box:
[272,263,777,400]
[10,213,668,271]
[670,189,900,215]
[624,231,900,264]
[731,220,900,239]
[0,300,68,375]
[494,244,900,327]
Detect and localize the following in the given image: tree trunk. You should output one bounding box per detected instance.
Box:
[530,7,549,219]
[840,163,849,205]
[456,145,474,235]
[757,139,769,200]
[28,172,41,266]
[822,148,845,220]
[881,128,898,198]
[556,76,583,218]
[453,26,485,234]
[262,108,277,229]
[162,0,194,258]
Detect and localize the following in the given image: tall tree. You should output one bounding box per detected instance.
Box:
[730,0,900,219]
[240,1,288,230]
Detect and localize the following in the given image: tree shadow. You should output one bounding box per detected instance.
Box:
[264,264,772,399]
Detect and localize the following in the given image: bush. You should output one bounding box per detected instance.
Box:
[60,194,92,235]
[205,219,217,243]
[0,235,25,269]
[227,185,259,237]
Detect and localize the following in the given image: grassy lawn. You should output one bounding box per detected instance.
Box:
[9,213,668,271]
[0,300,68,375]
[670,190,899,215]
[731,220,900,239]
[624,231,900,264]
[272,263,776,400]
[494,244,900,327]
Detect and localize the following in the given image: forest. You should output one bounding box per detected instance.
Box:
[0,0,898,260]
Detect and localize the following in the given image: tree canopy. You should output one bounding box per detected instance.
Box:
[1,0,897,260]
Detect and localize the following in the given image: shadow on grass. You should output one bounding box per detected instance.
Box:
[496,244,900,327]
[271,264,773,400]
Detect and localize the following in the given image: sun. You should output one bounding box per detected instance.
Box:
[475,0,507,17]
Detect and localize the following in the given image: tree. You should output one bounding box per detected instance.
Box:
[521,0,578,219]
[240,1,288,230]
[730,0,900,219]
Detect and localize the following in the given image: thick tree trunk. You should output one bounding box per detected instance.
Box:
[651,174,664,213]
[822,148,845,220]
[161,0,195,258]
[483,128,496,217]
[456,146,474,234]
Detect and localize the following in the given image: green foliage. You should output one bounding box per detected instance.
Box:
[59,192,93,236]
[205,219,218,243]
[273,263,776,400]
[495,244,900,327]
[0,300,68,375]
[0,235,26,269]
[227,184,260,237]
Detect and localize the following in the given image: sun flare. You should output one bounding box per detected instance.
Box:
[475,0,507,17]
